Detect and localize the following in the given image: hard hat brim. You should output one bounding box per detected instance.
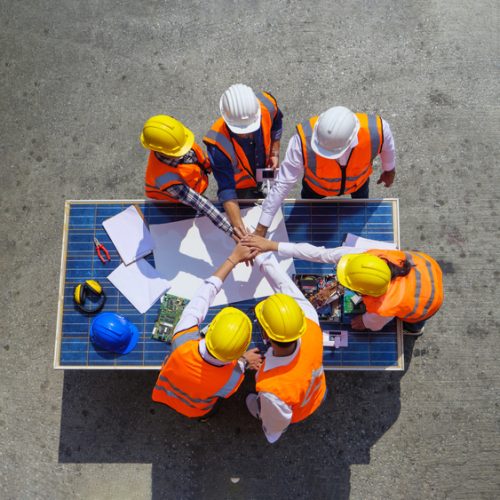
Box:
[223,107,262,135]
[139,128,195,158]
[336,254,357,289]
[310,117,360,159]
[170,127,195,157]
[118,322,140,354]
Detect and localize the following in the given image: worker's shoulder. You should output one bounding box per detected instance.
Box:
[259,90,279,105]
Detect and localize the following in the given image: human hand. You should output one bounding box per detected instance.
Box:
[232,225,249,242]
[241,234,277,253]
[377,169,396,188]
[242,348,264,370]
[351,315,367,330]
[267,154,279,170]
[229,242,254,264]
[253,223,268,238]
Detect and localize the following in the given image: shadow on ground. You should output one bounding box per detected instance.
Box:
[59,338,416,499]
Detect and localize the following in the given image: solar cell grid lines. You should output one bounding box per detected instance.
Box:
[55,199,402,370]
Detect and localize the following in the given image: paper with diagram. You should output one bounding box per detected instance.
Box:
[150,206,295,306]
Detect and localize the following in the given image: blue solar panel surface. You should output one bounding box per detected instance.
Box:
[56,200,401,370]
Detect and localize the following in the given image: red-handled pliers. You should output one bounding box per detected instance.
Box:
[94,237,111,264]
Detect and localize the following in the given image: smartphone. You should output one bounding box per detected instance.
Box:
[256,168,276,182]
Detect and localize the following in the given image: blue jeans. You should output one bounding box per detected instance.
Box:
[301,178,370,199]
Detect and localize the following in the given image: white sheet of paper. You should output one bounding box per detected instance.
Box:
[343,233,397,250]
[150,206,295,306]
[103,205,155,265]
[107,259,171,314]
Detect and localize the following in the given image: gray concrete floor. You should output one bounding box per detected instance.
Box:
[1,0,499,499]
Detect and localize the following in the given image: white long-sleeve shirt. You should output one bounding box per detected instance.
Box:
[251,253,321,443]
[277,242,394,331]
[174,276,245,371]
[259,119,396,228]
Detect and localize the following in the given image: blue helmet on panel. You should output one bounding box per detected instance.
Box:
[90,313,140,354]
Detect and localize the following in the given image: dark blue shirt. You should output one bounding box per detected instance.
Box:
[207,108,283,202]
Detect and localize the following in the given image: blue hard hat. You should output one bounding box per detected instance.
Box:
[90,312,140,354]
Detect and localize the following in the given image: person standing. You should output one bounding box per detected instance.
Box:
[242,236,443,335]
[203,84,283,239]
[141,115,236,239]
[152,243,262,419]
[245,253,327,443]
[254,106,396,236]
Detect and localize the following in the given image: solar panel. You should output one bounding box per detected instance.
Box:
[54,199,402,370]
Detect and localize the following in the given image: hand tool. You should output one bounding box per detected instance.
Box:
[94,237,111,264]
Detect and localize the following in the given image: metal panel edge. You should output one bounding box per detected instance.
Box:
[54,201,71,369]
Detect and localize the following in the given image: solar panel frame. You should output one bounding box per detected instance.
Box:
[54,199,403,371]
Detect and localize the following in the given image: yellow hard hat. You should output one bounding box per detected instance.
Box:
[255,293,306,343]
[336,253,391,297]
[140,115,194,157]
[205,307,252,362]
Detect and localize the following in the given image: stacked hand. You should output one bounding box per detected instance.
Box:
[241,234,278,253]
[242,348,264,370]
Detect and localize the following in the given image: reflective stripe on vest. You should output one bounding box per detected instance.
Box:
[362,249,443,322]
[256,91,277,121]
[298,114,382,196]
[402,252,437,320]
[171,329,200,352]
[204,129,238,167]
[155,374,217,410]
[155,170,184,189]
[300,366,324,408]
[214,364,244,398]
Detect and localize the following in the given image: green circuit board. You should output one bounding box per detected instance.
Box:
[151,293,189,343]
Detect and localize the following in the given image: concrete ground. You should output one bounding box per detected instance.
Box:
[1,0,498,499]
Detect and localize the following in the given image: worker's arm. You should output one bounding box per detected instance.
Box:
[254,392,292,444]
[255,252,318,324]
[267,106,283,170]
[352,312,394,332]
[254,134,304,236]
[174,243,253,333]
[241,236,365,264]
[222,199,247,240]
[206,145,248,239]
[166,184,234,238]
[376,118,396,188]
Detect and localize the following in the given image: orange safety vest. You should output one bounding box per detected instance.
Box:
[144,143,211,202]
[203,91,278,190]
[256,319,326,424]
[297,113,384,197]
[363,249,444,323]
[152,326,245,418]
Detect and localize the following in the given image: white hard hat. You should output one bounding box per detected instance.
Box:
[311,106,360,159]
[219,84,261,134]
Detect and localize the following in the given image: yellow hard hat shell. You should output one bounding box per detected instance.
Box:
[205,307,252,362]
[140,115,194,158]
[336,253,391,297]
[255,293,306,343]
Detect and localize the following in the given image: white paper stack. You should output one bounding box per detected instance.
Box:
[343,233,397,250]
[107,259,171,314]
[103,205,155,265]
